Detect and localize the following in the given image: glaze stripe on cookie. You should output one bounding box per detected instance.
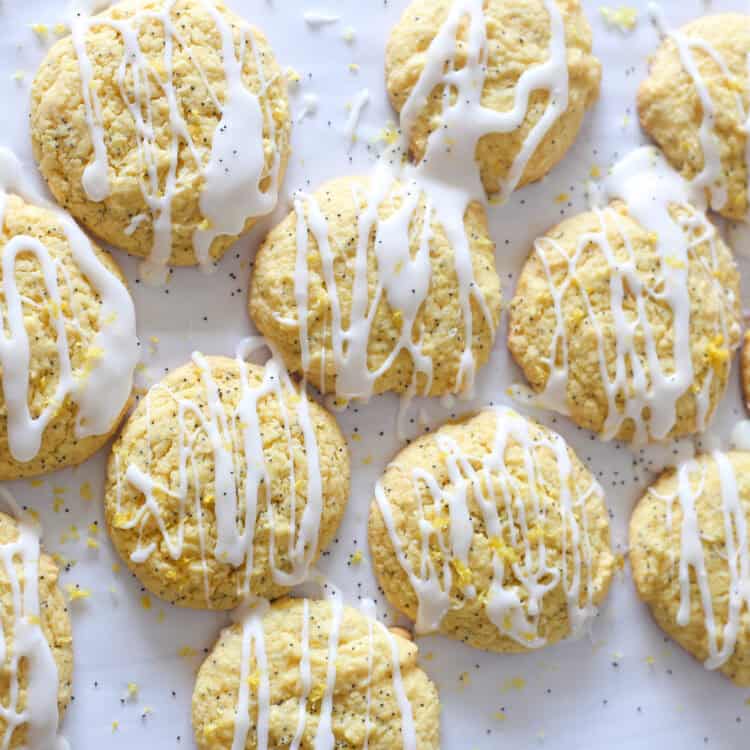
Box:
[71,0,283,282]
[649,4,750,218]
[231,592,417,750]
[649,452,750,671]
[0,488,68,750]
[399,0,569,204]
[113,338,324,603]
[0,148,138,464]
[532,147,738,443]
[375,406,601,647]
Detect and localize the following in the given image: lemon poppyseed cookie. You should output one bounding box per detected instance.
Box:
[105,342,350,609]
[630,451,750,686]
[508,147,741,445]
[385,0,601,202]
[31,0,290,282]
[0,149,137,481]
[192,597,440,749]
[0,498,73,747]
[638,13,750,222]
[368,407,615,653]
[249,175,502,402]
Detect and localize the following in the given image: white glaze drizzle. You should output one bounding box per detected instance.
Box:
[374,407,601,647]
[232,594,417,750]
[649,4,750,219]
[0,487,69,750]
[0,147,137,464]
[70,0,283,282]
[531,147,738,444]
[116,337,324,604]
[344,88,370,145]
[651,451,750,670]
[286,0,570,419]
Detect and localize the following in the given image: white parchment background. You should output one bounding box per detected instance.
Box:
[1,0,749,747]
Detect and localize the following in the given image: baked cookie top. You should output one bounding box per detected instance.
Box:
[0,497,73,748]
[386,0,601,201]
[104,342,350,609]
[192,596,440,750]
[0,149,137,480]
[31,0,290,281]
[639,12,750,222]
[630,450,750,686]
[249,175,501,404]
[368,407,615,653]
[509,147,741,444]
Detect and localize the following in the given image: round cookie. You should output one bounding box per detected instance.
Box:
[192,597,440,750]
[0,505,73,747]
[368,407,615,653]
[385,0,601,200]
[105,349,350,609]
[31,0,290,279]
[249,175,502,400]
[638,13,750,221]
[0,155,138,481]
[630,451,750,686]
[509,148,741,444]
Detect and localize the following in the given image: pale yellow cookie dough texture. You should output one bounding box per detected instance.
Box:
[638,14,750,221]
[385,0,601,196]
[30,0,290,267]
[249,176,502,396]
[742,330,750,412]
[508,202,741,443]
[192,598,440,750]
[0,511,73,747]
[630,452,750,686]
[0,195,131,480]
[368,409,615,653]
[104,356,350,609]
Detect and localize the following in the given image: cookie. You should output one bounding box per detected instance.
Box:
[742,331,750,412]
[509,147,741,444]
[630,451,750,686]
[638,12,750,221]
[0,495,73,747]
[385,0,601,202]
[104,343,350,609]
[192,596,440,750]
[249,175,502,402]
[31,0,290,282]
[368,407,615,653]
[0,148,138,480]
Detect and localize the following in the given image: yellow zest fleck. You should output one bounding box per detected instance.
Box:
[351,433,362,442]
[157,610,165,623]
[203,493,215,506]
[422,651,434,661]
[341,26,355,43]
[348,63,359,73]
[555,192,569,204]
[362,455,372,466]
[30,479,43,488]
[112,563,121,574]
[112,721,119,732]
[450,558,473,586]
[88,523,99,536]
[179,646,197,658]
[286,66,301,84]
[590,165,601,178]
[392,309,403,326]
[615,553,625,570]
[53,23,68,35]
[494,711,507,721]
[66,585,91,601]
[113,512,132,527]
[27,509,40,523]
[247,670,260,689]
[27,614,41,625]
[503,676,526,691]
[53,497,64,514]
[140,595,151,610]
[80,482,93,501]
[31,24,49,39]
[488,536,518,564]
[706,334,729,372]
[664,256,685,269]
[350,550,363,565]
[600,6,638,32]
[87,538,99,549]
[12,70,25,82]
[127,682,138,698]
[378,122,400,146]
[308,683,325,706]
